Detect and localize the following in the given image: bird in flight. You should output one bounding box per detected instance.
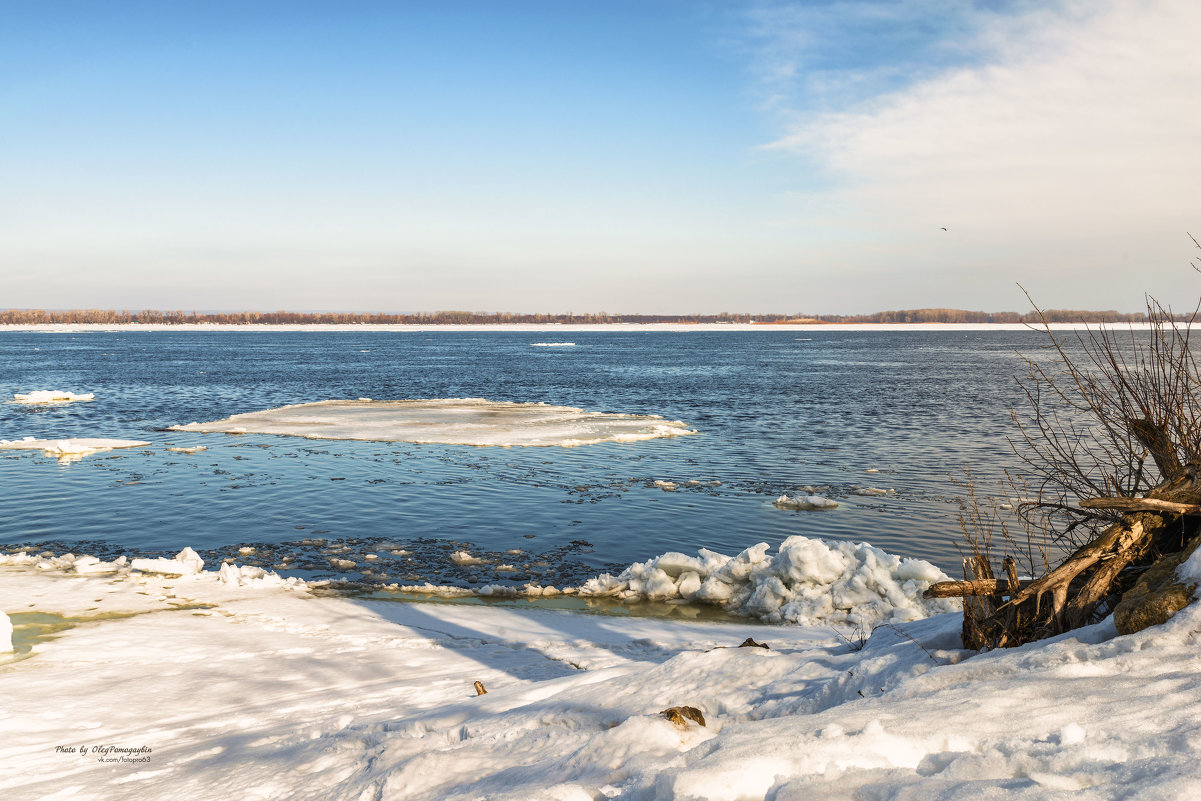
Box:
[940,227,947,231]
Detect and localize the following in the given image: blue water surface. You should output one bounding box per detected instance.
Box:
[0,330,1051,582]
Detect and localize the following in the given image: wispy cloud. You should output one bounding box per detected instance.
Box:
[743,0,1201,310]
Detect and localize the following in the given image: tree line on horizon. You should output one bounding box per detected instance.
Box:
[0,307,1155,325]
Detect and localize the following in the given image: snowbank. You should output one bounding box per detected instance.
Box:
[169,398,697,447]
[580,536,957,627]
[11,390,94,403]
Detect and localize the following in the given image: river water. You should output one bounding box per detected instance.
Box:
[0,329,1057,586]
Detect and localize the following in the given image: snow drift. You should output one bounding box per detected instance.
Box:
[4,545,1201,800]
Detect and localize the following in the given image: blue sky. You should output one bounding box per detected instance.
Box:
[3,1,1198,313]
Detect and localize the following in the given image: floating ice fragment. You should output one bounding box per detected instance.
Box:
[131,548,204,576]
[0,437,151,461]
[12,390,94,403]
[854,487,895,497]
[530,342,576,347]
[168,398,697,447]
[0,611,10,653]
[166,446,207,454]
[654,480,678,491]
[450,550,488,566]
[774,494,839,510]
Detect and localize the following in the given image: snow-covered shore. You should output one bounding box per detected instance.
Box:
[4,549,1201,799]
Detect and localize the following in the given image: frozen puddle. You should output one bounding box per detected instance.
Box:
[170,398,697,447]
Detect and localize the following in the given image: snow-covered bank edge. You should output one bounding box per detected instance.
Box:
[2,535,957,630]
[4,541,1201,799]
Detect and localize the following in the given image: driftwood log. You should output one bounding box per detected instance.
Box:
[930,427,1201,650]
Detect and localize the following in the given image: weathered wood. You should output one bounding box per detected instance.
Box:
[962,509,1165,649]
[961,557,999,650]
[1003,556,1021,596]
[925,578,1030,598]
[1080,497,1201,514]
[1129,418,1184,482]
[1061,519,1152,629]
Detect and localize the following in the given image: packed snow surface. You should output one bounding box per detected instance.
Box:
[4,547,1201,800]
[11,390,94,403]
[169,398,697,447]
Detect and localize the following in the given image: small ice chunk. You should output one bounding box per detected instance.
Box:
[218,563,276,586]
[167,446,207,454]
[131,547,204,576]
[654,480,677,491]
[71,555,120,575]
[774,494,839,510]
[0,610,11,653]
[12,390,95,403]
[1060,723,1087,745]
[854,487,895,497]
[450,550,488,566]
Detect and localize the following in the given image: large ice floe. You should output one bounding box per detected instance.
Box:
[5,545,1201,799]
[577,536,957,628]
[11,390,94,403]
[169,397,697,447]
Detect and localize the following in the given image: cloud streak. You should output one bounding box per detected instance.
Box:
[753,0,1201,311]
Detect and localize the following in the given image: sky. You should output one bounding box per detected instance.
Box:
[2,0,1198,314]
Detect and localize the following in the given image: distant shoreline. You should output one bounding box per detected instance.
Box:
[0,321,1154,333]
